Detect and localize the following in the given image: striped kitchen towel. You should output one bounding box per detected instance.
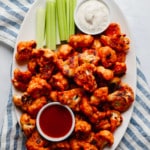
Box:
[0,0,34,47]
[0,0,150,150]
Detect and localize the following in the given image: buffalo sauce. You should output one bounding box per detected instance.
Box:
[39,104,73,138]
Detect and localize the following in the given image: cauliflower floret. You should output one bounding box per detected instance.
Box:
[27,76,51,99]
[20,113,36,137]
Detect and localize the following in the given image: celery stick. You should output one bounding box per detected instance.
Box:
[46,0,56,50]
[56,7,60,45]
[36,8,45,48]
[56,0,67,41]
[66,0,70,39]
[69,0,76,36]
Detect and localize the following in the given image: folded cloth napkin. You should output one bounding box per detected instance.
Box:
[0,1,150,150]
[0,0,34,47]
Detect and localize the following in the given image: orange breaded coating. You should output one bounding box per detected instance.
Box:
[91,38,102,50]
[100,34,130,52]
[56,44,74,60]
[104,23,121,36]
[93,130,114,149]
[69,139,98,150]
[27,76,51,99]
[27,96,47,117]
[12,93,33,111]
[13,94,47,117]
[109,110,123,132]
[70,130,114,150]
[13,68,32,83]
[116,51,127,62]
[50,72,69,91]
[28,48,56,80]
[113,62,127,76]
[94,110,123,132]
[74,116,92,139]
[107,83,134,112]
[101,23,130,52]
[96,66,114,81]
[13,93,32,112]
[50,88,84,111]
[78,49,100,66]
[90,87,108,106]
[50,141,71,150]
[74,63,97,92]
[20,113,36,137]
[80,97,111,124]
[15,40,36,63]
[98,46,117,68]
[31,48,56,60]
[26,131,50,150]
[12,68,32,91]
[69,34,94,48]
[56,54,79,77]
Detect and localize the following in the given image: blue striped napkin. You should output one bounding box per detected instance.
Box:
[0,0,34,47]
[0,1,150,150]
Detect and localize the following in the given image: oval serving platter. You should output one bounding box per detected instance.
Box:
[12,0,137,149]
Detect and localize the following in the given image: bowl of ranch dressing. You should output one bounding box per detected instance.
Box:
[74,0,110,35]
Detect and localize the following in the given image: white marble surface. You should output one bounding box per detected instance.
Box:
[0,0,150,130]
[0,42,13,129]
[116,0,150,86]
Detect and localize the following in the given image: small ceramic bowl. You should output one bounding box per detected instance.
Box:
[36,102,75,142]
[74,0,110,35]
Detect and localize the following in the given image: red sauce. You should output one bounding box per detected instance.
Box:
[39,104,73,138]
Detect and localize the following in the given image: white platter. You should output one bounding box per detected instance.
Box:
[12,0,137,149]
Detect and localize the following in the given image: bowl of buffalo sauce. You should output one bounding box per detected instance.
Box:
[36,102,75,142]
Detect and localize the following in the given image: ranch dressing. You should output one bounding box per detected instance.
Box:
[75,0,110,34]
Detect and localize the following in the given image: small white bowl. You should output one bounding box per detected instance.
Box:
[36,102,75,142]
[74,0,110,35]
